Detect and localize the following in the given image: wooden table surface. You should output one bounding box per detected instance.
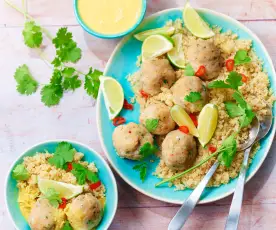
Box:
[1,0,276,229]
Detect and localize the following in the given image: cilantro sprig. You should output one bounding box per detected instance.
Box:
[71,163,99,185]
[133,163,147,182]
[41,188,62,208]
[145,119,159,132]
[12,164,30,181]
[184,92,202,103]
[208,71,243,90]
[14,65,38,95]
[184,63,195,76]
[84,68,103,99]
[48,142,75,169]
[234,50,251,65]
[22,21,43,48]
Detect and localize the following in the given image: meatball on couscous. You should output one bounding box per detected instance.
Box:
[171,76,208,113]
[112,122,154,160]
[162,130,197,171]
[140,58,176,96]
[140,103,176,135]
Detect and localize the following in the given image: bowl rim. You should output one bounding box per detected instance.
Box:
[97,7,276,204]
[5,139,118,230]
[73,0,147,39]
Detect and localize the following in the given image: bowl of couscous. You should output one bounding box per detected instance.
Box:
[5,140,118,230]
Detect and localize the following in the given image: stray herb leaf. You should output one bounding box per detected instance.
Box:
[224,101,244,118]
[139,143,158,159]
[225,72,243,90]
[133,162,147,182]
[145,119,159,132]
[184,63,195,76]
[184,92,202,103]
[12,164,30,181]
[218,134,237,167]
[234,50,251,65]
[22,21,43,48]
[41,188,61,208]
[71,163,99,185]
[84,68,103,99]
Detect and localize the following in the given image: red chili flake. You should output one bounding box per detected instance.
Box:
[225,59,235,72]
[241,74,248,83]
[140,90,149,99]
[89,181,101,190]
[123,99,133,110]
[208,145,217,153]
[195,65,206,77]
[189,114,198,127]
[128,131,132,134]
[113,116,126,126]
[66,162,73,172]
[59,198,67,209]
[179,126,189,134]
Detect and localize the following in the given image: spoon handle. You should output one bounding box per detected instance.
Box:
[168,161,219,230]
[225,147,252,230]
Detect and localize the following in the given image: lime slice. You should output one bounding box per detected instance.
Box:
[183,2,215,38]
[167,34,186,68]
[134,27,175,41]
[100,76,124,120]
[170,105,199,137]
[198,104,218,146]
[38,177,83,199]
[142,35,174,61]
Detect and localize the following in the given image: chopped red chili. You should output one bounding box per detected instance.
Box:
[179,126,189,134]
[123,99,133,110]
[113,116,126,126]
[89,181,101,190]
[195,65,206,77]
[66,162,73,172]
[59,198,67,209]
[208,145,217,153]
[189,114,198,127]
[140,90,149,99]
[241,74,248,83]
[128,131,132,134]
[226,59,235,72]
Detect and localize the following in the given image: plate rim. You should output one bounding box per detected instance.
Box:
[5,139,118,230]
[97,7,276,204]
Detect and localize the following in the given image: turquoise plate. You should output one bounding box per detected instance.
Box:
[5,140,118,230]
[97,8,276,204]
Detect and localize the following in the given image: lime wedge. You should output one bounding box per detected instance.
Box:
[38,177,83,199]
[100,76,124,120]
[167,34,186,68]
[183,2,215,38]
[198,104,218,146]
[134,27,175,41]
[170,105,199,137]
[142,35,174,61]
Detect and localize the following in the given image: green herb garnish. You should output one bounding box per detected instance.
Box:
[145,119,159,132]
[48,141,75,169]
[184,63,195,76]
[41,188,61,208]
[133,162,147,182]
[217,134,237,167]
[12,164,30,181]
[71,163,99,185]
[14,64,38,95]
[84,68,103,99]
[61,221,73,230]
[139,142,159,159]
[234,50,251,65]
[22,21,43,48]
[208,71,243,90]
[184,92,202,103]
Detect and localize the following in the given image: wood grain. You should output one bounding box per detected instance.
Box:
[1,0,276,229]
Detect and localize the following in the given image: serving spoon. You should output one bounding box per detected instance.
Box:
[168,117,260,230]
[225,112,272,230]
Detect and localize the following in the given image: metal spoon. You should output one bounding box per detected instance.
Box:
[168,117,260,230]
[225,113,272,230]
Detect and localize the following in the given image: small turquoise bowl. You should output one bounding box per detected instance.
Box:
[73,0,147,39]
[5,140,118,230]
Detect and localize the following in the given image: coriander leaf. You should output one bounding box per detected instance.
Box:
[139,143,158,159]
[218,134,237,167]
[232,91,248,109]
[62,67,76,78]
[55,142,75,162]
[63,75,81,91]
[133,162,147,182]
[84,68,103,99]
[12,164,30,181]
[208,80,232,89]
[234,50,251,65]
[240,109,255,128]
[14,64,38,95]
[184,92,202,103]
[224,101,244,118]
[184,64,195,76]
[22,21,43,48]
[71,163,88,185]
[225,72,243,90]
[48,155,65,168]
[41,188,61,208]
[145,119,159,132]
[61,221,73,230]
[86,170,99,183]
[41,70,63,106]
